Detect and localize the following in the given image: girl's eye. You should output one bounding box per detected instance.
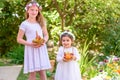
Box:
[67,40,69,42]
[30,9,38,12]
[62,40,65,42]
[30,9,34,11]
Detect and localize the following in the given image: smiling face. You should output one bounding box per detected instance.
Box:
[27,6,39,19]
[61,36,73,48]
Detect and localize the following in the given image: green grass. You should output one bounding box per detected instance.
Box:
[0,58,15,66]
[0,62,6,66]
[17,67,54,80]
[17,68,28,80]
[17,68,42,80]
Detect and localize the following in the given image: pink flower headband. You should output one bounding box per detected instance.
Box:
[25,2,42,11]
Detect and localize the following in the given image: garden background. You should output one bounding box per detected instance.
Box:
[0,0,120,80]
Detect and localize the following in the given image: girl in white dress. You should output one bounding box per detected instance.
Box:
[17,1,51,80]
[55,31,82,80]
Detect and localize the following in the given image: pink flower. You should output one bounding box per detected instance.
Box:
[25,3,42,11]
[104,59,108,63]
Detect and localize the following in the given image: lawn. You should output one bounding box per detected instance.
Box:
[0,58,14,66]
[17,67,54,80]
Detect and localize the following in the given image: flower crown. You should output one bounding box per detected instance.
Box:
[25,2,42,11]
[60,31,75,40]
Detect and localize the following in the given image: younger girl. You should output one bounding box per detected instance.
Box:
[17,1,51,80]
[55,31,82,80]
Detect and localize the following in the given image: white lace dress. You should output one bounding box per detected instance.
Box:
[19,20,51,74]
[55,46,82,80]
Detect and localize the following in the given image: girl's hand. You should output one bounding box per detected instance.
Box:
[63,57,71,62]
[31,39,46,48]
[63,56,76,62]
[72,56,76,61]
[41,40,46,45]
[63,58,69,62]
[31,43,42,48]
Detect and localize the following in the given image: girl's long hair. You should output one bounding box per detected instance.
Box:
[25,1,46,28]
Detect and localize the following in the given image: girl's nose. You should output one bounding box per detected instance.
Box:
[33,11,37,14]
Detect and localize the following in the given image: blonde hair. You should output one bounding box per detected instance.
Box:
[25,1,46,28]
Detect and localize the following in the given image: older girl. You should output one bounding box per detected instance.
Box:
[17,1,51,80]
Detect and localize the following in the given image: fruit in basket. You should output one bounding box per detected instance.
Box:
[32,31,44,45]
[64,52,73,60]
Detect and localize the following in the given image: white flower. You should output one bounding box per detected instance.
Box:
[36,3,39,6]
[91,71,108,80]
[25,3,42,11]
[28,3,32,7]
[60,31,75,40]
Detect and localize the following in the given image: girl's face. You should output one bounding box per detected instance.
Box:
[61,36,73,48]
[27,6,39,19]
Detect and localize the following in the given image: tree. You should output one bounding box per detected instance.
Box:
[52,0,80,31]
[0,0,26,56]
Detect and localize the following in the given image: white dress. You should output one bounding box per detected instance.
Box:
[19,20,51,74]
[55,46,82,80]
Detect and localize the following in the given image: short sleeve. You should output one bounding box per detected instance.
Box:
[19,22,26,32]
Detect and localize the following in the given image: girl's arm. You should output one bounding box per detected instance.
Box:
[56,47,64,62]
[17,29,43,47]
[73,47,80,61]
[17,29,31,46]
[42,26,49,43]
[17,29,27,45]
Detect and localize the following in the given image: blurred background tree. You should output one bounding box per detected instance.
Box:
[0,0,120,61]
[0,0,120,79]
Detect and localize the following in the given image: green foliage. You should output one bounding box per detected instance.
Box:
[51,0,81,30]
[79,40,97,79]
[0,0,26,56]
[17,68,54,80]
[0,57,15,66]
[101,21,120,56]
[0,0,5,8]
[43,10,61,45]
[74,0,120,51]
[48,50,56,60]
[7,45,24,64]
[91,55,120,80]
[0,1,120,79]
[17,68,28,80]
[0,0,120,58]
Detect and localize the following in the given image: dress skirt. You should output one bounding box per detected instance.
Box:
[24,44,51,74]
[55,61,81,80]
